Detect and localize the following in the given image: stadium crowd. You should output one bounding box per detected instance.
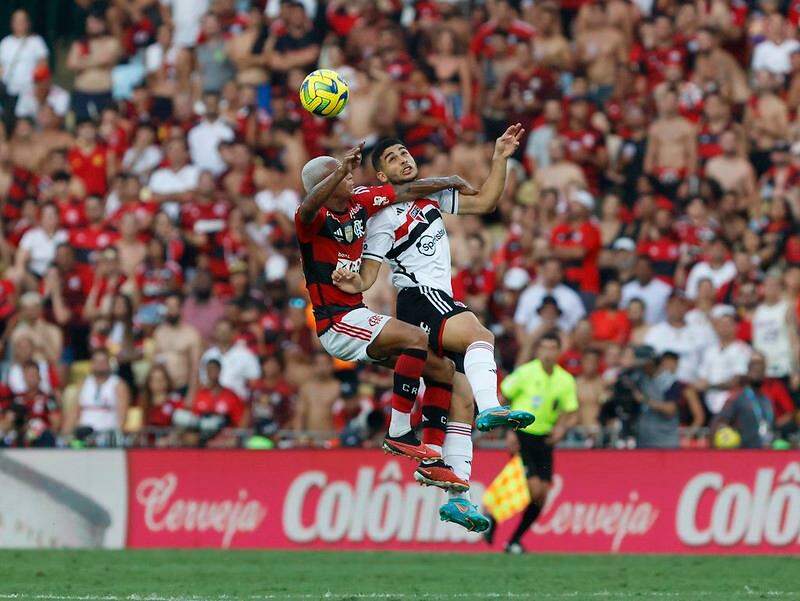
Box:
[0,0,799,450]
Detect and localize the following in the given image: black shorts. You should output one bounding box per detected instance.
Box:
[396,285,470,371]
[517,432,553,482]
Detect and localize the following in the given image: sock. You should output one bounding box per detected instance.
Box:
[444,421,473,502]
[463,341,501,413]
[421,380,451,448]
[388,348,427,437]
[509,501,542,544]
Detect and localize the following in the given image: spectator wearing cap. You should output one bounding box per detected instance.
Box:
[293,351,340,434]
[645,292,715,384]
[514,258,586,341]
[516,294,565,365]
[0,9,49,129]
[187,92,234,177]
[685,237,737,300]
[621,256,673,325]
[634,346,682,450]
[200,318,261,400]
[550,189,602,308]
[695,305,753,415]
[602,237,637,284]
[14,63,69,120]
[65,10,121,121]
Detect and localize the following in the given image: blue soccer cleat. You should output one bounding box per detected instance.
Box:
[475,406,535,432]
[439,498,491,533]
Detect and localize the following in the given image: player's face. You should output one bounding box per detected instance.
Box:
[378,144,418,184]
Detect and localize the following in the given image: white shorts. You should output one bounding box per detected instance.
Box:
[318,307,391,363]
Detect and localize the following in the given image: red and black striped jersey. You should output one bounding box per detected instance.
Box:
[295,185,395,334]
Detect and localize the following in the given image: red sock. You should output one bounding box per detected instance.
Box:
[422,380,452,447]
[391,348,428,413]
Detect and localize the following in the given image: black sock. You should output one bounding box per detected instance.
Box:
[509,502,542,544]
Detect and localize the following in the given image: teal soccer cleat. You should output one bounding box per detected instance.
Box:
[438,498,491,533]
[475,406,535,432]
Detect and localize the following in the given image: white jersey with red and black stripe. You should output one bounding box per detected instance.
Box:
[363,188,459,295]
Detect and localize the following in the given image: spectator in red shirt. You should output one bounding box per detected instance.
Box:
[452,233,497,319]
[141,364,184,429]
[398,67,449,162]
[637,206,682,285]
[250,353,295,430]
[551,189,602,307]
[68,119,114,197]
[589,280,631,347]
[192,358,246,433]
[11,361,61,447]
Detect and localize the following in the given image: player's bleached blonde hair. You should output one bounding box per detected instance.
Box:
[301,156,339,193]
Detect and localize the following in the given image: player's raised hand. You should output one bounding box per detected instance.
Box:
[341,141,365,173]
[494,123,525,159]
[332,268,363,294]
[449,175,479,196]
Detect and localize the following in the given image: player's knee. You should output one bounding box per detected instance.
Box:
[440,357,456,382]
[470,323,494,345]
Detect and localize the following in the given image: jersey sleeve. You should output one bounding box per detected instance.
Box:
[294,207,326,243]
[428,188,460,214]
[352,184,396,217]
[363,211,394,262]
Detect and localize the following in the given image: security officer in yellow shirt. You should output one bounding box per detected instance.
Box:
[494,332,578,554]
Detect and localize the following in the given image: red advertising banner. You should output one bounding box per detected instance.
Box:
[126,449,800,553]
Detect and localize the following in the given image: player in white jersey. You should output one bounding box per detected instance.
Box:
[332,124,534,531]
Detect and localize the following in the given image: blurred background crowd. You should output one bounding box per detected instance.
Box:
[0,0,799,450]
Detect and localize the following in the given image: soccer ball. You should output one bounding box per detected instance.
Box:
[713,426,742,449]
[299,69,349,118]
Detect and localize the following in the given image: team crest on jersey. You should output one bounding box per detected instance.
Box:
[342,223,354,243]
[409,206,427,223]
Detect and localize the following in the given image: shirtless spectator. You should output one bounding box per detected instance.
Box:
[744,71,790,172]
[534,138,587,199]
[693,28,749,105]
[644,89,697,198]
[532,3,572,71]
[705,131,757,204]
[66,10,121,121]
[293,351,340,435]
[576,349,605,445]
[227,6,270,89]
[153,293,202,399]
[575,2,627,103]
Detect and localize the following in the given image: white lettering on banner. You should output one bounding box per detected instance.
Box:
[135,473,267,548]
[676,462,800,547]
[532,475,659,552]
[282,461,484,544]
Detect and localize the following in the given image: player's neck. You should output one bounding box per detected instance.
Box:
[327,197,349,213]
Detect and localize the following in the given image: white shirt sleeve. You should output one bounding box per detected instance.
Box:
[685,263,706,299]
[243,348,261,380]
[428,188,459,214]
[513,285,539,327]
[751,43,768,72]
[363,211,394,262]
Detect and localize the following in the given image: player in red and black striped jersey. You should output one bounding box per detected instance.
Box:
[295,142,476,491]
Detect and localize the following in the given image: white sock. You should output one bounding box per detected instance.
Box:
[388,409,411,437]
[444,422,473,503]
[463,341,501,413]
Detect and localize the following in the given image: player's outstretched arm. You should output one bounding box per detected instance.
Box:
[297,143,363,224]
[457,123,524,215]
[331,258,382,294]
[393,175,478,204]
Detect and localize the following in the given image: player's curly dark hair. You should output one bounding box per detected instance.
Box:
[370,138,405,172]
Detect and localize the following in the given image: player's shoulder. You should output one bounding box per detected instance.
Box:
[352,184,393,205]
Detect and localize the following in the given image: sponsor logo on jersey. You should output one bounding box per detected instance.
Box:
[416,229,446,256]
[373,196,390,206]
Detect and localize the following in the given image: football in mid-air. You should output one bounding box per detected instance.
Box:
[299,69,349,118]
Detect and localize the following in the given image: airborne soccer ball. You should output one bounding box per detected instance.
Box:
[299,69,349,118]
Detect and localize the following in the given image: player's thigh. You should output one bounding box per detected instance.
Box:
[449,372,474,423]
[440,310,494,353]
[368,316,427,358]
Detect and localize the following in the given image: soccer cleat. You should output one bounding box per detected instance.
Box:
[382,431,441,461]
[414,459,470,492]
[475,406,535,432]
[504,541,526,555]
[438,498,491,533]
